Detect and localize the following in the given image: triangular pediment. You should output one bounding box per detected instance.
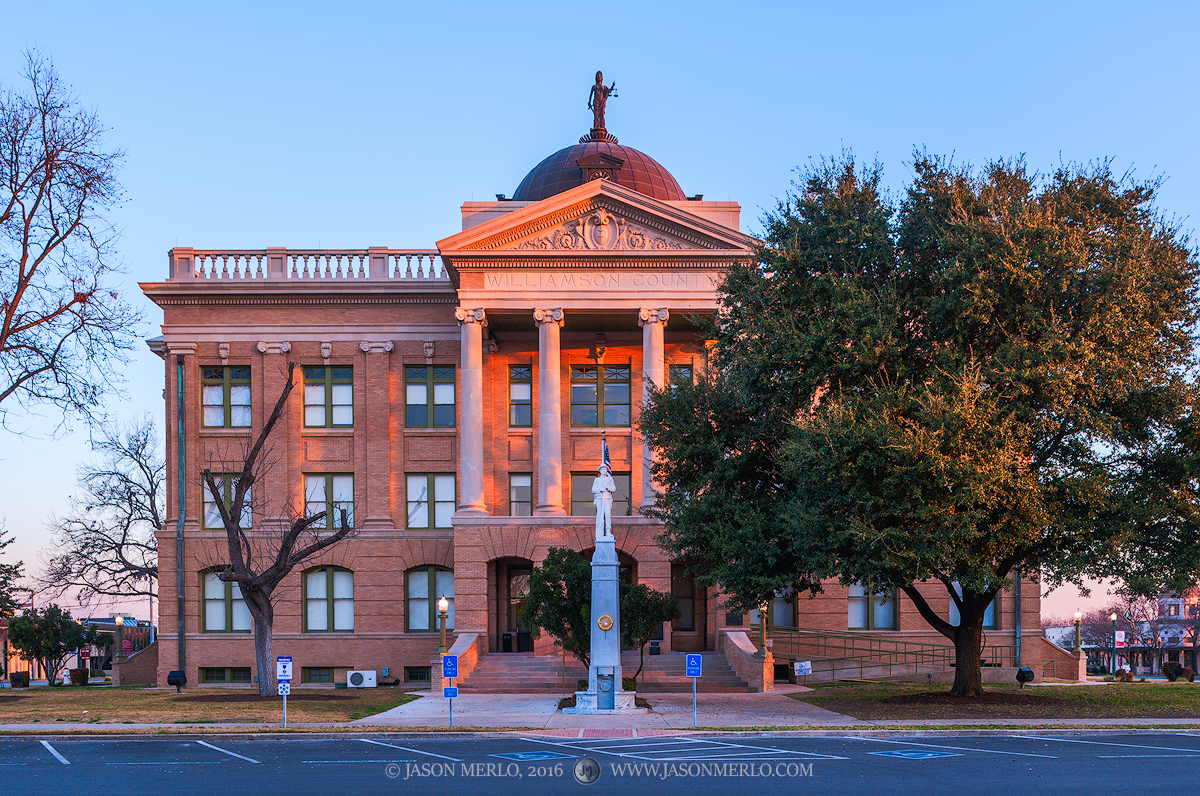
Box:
[437,179,755,257]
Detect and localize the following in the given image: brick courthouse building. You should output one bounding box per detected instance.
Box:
[143,113,1059,690]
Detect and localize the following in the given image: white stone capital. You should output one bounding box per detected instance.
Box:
[256,341,291,354]
[533,307,564,326]
[358,340,394,354]
[455,307,487,325]
[638,307,669,327]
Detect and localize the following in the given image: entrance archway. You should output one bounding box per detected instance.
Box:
[489,557,534,653]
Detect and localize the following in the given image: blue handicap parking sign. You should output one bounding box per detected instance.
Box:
[442,654,458,679]
[443,686,459,699]
[685,653,702,678]
[491,752,575,762]
[869,750,961,760]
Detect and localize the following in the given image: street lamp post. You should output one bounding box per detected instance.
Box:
[437,596,449,655]
[114,616,125,687]
[1074,611,1082,653]
[1110,612,1118,675]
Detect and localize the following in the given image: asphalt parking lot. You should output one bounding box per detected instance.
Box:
[6,733,1200,794]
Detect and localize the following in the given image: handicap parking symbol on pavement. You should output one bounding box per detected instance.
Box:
[870,750,962,760]
[491,752,576,761]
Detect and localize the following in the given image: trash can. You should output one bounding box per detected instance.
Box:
[502,633,513,653]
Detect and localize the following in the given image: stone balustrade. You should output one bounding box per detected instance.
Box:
[167,247,446,281]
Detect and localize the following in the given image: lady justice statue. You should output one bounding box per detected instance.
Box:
[588,71,617,133]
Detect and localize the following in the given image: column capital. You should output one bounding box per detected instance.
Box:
[638,308,669,327]
[533,307,564,326]
[358,340,394,354]
[256,340,291,355]
[455,307,487,325]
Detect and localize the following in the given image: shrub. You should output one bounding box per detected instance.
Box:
[8,672,29,688]
[1165,661,1183,681]
[1115,668,1134,682]
[1184,667,1196,682]
[622,677,637,692]
[577,679,588,692]
[68,668,89,686]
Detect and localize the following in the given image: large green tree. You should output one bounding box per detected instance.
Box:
[641,154,1199,696]
[7,604,111,685]
[0,528,23,618]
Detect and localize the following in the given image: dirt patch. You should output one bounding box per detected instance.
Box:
[0,695,29,703]
[174,693,354,704]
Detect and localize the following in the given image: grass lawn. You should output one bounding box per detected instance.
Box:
[793,681,1200,720]
[0,686,419,724]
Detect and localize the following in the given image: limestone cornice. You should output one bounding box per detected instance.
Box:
[141,286,458,308]
[445,253,743,270]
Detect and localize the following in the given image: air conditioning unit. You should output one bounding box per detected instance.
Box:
[347,670,376,688]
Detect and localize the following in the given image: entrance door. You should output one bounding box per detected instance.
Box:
[508,566,532,652]
[671,562,707,652]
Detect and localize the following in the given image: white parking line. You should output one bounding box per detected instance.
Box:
[522,736,848,761]
[1099,754,1200,759]
[196,740,260,763]
[361,739,461,761]
[39,741,69,765]
[853,737,1057,759]
[302,760,417,764]
[107,762,221,765]
[1015,736,1200,754]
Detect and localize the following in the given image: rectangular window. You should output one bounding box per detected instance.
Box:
[570,364,630,427]
[509,473,532,516]
[405,365,455,427]
[569,472,632,517]
[848,583,896,630]
[947,583,998,629]
[304,567,354,632]
[303,366,353,428]
[509,364,533,427]
[669,363,694,387]
[202,474,252,529]
[202,571,251,632]
[304,474,355,528]
[406,566,454,631]
[201,366,251,428]
[404,666,431,683]
[302,667,334,684]
[201,667,252,684]
[406,473,455,529]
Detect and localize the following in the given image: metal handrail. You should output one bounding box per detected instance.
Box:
[753,625,1018,680]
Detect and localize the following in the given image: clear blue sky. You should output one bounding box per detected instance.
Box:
[1,0,1196,620]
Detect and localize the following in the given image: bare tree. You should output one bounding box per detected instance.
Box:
[40,417,161,605]
[203,361,353,696]
[0,49,139,427]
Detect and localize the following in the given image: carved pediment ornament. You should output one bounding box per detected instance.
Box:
[515,208,685,252]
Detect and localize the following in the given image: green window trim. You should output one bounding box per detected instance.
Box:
[668,362,694,387]
[509,472,532,517]
[303,365,354,428]
[570,363,631,427]
[201,570,251,633]
[201,667,252,683]
[847,583,897,631]
[202,473,251,530]
[201,366,251,428]
[302,566,355,632]
[304,473,355,529]
[569,471,632,517]
[405,565,454,632]
[405,473,456,529]
[302,667,334,684]
[405,365,456,427]
[508,364,533,427]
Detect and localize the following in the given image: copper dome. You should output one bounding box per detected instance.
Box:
[513,140,685,202]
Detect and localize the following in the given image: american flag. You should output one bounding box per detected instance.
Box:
[601,433,611,472]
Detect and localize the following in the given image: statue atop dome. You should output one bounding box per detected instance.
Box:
[588,71,617,134]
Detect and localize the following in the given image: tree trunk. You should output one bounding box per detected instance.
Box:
[246,592,275,697]
[950,621,984,697]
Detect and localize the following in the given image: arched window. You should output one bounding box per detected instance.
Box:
[304,567,354,632]
[202,570,251,633]
[406,566,454,632]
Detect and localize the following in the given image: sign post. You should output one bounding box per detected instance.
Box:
[277,656,293,727]
[793,660,812,684]
[685,654,702,727]
[442,654,459,727]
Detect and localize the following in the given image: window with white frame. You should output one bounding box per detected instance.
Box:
[406,566,454,631]
[202,571,251,633]
[304,566,354,632]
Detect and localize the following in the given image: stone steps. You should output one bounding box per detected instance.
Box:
[456,651,751,693]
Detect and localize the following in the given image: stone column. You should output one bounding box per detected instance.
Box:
[639,308,668,508]
[534,308,566,515]
[455,307,488,515]
[358,340,394,528]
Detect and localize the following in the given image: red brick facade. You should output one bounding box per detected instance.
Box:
[142,178,1045,689]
